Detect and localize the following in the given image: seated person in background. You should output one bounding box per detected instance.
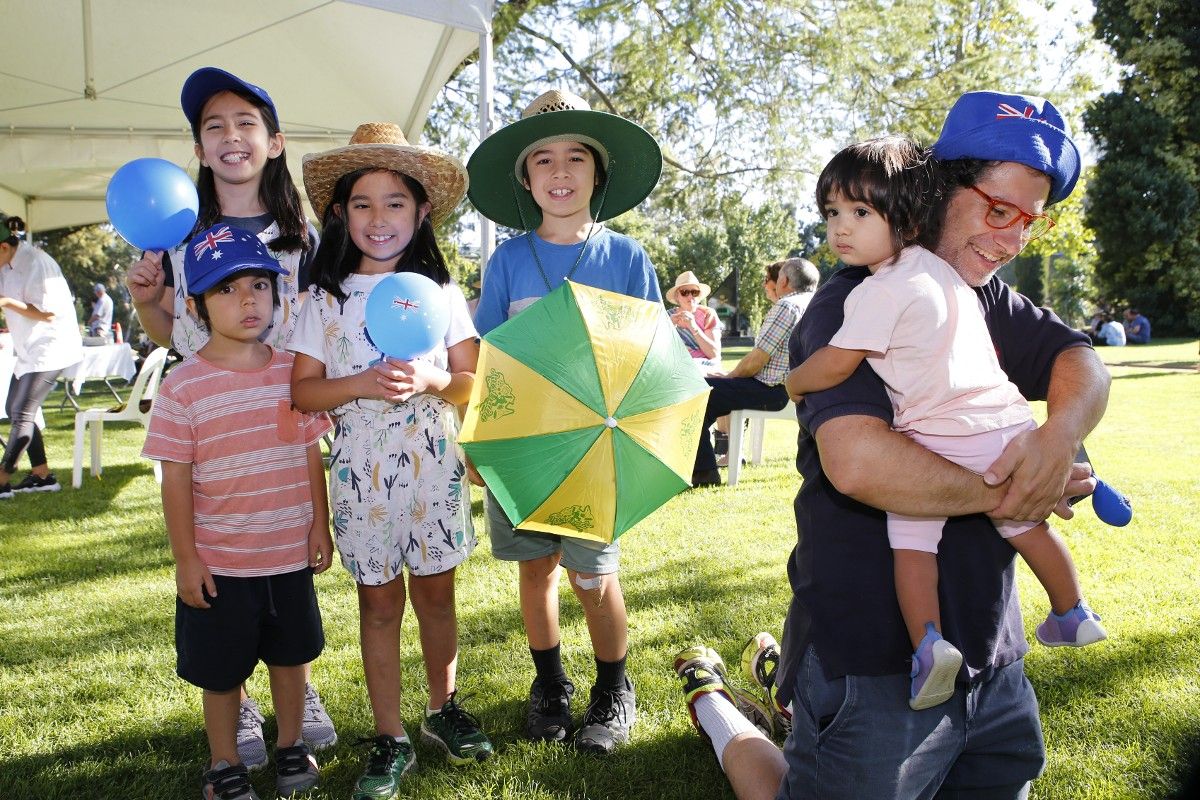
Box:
[667,271,722,372]
[1124,307,1151,344]
[691,257,819,487]
[1097,315,1126,346]
[88,283,114,340]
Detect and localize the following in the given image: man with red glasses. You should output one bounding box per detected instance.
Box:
[671,91,1112,800]
[778,90,1109,798]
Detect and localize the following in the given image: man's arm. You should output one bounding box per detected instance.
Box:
[724,347,770,378]
[985,345,1110,521]
[817,414,1008,516]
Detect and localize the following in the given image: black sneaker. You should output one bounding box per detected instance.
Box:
[526,677,575,742]
[13,473,60,493]
[202,760,260,800]
[0,484,12,500]
[574,677,636,754]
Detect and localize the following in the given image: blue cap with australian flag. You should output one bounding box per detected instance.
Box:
[183,224,288,295]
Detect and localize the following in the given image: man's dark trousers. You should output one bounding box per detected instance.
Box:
[694,376,788,473]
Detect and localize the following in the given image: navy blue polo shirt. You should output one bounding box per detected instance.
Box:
[778,265,1091,699]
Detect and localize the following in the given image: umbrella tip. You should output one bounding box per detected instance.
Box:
[605,416,618,429]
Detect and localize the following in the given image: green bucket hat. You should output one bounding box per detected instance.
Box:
[467,90,663,230]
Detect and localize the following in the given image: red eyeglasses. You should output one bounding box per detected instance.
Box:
[970,186,1055,241]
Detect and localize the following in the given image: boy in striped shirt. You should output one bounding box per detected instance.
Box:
[143,225,332,800]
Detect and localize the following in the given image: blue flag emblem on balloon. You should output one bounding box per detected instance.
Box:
[364,272,450,360]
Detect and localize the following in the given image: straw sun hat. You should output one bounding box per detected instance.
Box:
[302,123,468,225]
[665,271,711,305]
[467,89,662,230]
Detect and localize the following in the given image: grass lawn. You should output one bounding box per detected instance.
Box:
[1,339,1197,799]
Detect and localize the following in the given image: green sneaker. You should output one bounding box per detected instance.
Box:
[740,632,791,734]
[352,735,415,800]
[420,691,493,765]
[674,645,773,738]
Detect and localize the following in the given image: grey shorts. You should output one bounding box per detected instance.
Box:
[484,489,620,574]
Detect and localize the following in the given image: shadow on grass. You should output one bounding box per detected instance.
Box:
[0,703,734,800]
[1111,370,1193,381]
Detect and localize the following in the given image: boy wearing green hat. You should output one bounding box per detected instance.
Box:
[468,89,663,754]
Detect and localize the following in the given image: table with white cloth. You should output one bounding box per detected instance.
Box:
[58,342,138,410]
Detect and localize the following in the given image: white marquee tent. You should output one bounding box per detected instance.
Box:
[0,0,496,252]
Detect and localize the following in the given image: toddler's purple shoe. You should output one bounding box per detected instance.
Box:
[1036,600,1107,647]
[909,622,962,711]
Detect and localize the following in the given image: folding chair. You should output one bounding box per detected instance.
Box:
[72,347,170,489]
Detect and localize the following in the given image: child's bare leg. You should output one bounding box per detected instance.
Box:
[1008,522,1081,614]
[408,568,458,709]
[203,687,242,767]
[357,578,408,737]
[267,664,307,746]
[893,549,942,650]
[519,554,563,650]
[565,569,628,662]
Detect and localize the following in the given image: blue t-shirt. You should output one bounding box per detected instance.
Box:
[474,228,661,335]
[1125,314,1151,343]
[778,266,1092,696]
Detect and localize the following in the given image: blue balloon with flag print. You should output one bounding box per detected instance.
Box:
[106,158,199,251]
[364,272,450,360]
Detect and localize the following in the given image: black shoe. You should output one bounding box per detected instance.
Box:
[0,484,12,500]
[574,677,636,754]
[713,430,729,456]
[526,677,575,742]
[691,469,722,488]
[13,473,60,493]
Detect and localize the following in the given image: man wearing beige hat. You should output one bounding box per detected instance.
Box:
[691,257,819,487]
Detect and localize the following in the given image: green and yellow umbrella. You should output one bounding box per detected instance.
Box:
[460,281,710,544]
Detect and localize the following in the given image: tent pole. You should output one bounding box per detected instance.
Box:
[477,25,495,276]
[82,0,97,100]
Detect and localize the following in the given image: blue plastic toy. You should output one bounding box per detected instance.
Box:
[1092,479,1133,527]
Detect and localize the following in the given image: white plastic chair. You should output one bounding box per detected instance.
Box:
[72,347,170,489]
[727,401,798,486]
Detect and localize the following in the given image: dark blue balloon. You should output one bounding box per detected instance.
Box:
[1092,479,1132,527]
[364,272,451,360]
[106,159,199,251]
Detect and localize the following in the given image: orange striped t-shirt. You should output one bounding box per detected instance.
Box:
[142,349,332,577]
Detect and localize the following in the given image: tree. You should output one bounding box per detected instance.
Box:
[1085,0,1200,334]
[37,225,139,333]
[1021,168,1098,327]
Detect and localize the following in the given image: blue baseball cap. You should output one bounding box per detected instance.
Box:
[181,67,279,130]
[184,225,288,295]
[932,91,1080,204]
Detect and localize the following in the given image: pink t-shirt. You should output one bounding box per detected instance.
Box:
[142,349,332,577]
[829,246,1032,436]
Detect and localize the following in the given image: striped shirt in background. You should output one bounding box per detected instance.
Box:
[143,349,332,577]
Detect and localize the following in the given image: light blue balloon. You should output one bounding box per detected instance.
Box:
[364,272,450,360]
[106,158,199,251]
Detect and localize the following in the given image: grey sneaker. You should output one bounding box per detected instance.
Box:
[274,739,319,797]
[574,677,636,754]
[526,677,575,742]
[202,760,260,800]
[236,697,268,771]
[301,683,337,750]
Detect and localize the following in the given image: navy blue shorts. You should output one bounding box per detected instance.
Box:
[175,567,324,692]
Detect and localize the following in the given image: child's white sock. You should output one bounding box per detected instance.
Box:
[694,690,760,769]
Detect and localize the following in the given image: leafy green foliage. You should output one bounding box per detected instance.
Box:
[37,225,139,332]
[1085,0,1200,334]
